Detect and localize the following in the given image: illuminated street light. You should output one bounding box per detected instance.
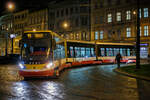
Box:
[63,22,69,29]
[133,11,136,15]
[6,2,15,12]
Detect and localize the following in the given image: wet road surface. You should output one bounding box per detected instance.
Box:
[0,64,150,100]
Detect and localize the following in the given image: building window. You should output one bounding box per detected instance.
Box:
[100,16,104,24]
[56,11,59,17]
[126,27,131,37]
[126,10,131,20]
[140,26,142,36]
[95,16,99,24]
[100,31,104,39]
[116,12,121,21]
[144,8,148,18]
[125,0,130,3]
[76,33,79,40]
[144,25,149,36]
[61,9,64,17]
[100,2,103,8]
[95,31,98,40]
[139,8,142,18]
[81,16,88,26]
[107,0,112,6]
[116,0,120,5]
[70,7,74,14]
[107,13,112,23]
[66,8,69,16]
[95,4,98,9]
[75,18,79,27]
[81,32,87,40]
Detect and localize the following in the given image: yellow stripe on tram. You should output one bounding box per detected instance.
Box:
[25,64,46,70]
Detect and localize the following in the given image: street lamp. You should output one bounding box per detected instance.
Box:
[10,34,16,54]
[6,2,15,12]
[4,2,15,56]
[136,0,140,69]
[63,22,69,29]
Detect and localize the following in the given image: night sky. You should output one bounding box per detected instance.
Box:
[0,0,56,16]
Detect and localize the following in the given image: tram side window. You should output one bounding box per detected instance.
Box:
[114,48,119,56]
[120,48,123,56]
[131,49,135,56]
[81,47,85,57]
[57,45,61,59]
[70,47,74,58]
[75,47,81,57]
[61,45,65,58]
[101,48,105,56]
[122,48,126,56]
[127,48,130,56]
[54,48,59,60]
[86,48,91,57]
[54,44,65,60]
[106,48,113,56]
[91,48,95,57]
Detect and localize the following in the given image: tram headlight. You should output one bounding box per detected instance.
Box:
[19,63,26,69]
[46,62,53,69]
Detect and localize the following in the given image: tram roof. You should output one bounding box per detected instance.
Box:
[23,31,134,46]
[24,30,65,40]
[96,42,135,46]
[66,40,134,46]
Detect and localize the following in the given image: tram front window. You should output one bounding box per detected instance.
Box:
[22,46,50,64]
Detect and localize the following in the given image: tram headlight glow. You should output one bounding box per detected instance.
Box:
[46,62,53,69]
[19,63,25,69]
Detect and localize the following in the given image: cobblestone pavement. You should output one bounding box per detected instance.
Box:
[0,64,150,100]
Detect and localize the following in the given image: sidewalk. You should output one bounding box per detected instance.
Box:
[114,64,150,81]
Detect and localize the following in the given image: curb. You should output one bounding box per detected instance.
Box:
[113,68,150,81]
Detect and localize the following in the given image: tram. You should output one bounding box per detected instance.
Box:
[19,31,61,77]
[19,31,136,78]
[58,40,136,66]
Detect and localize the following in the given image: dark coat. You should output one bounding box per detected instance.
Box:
[115,53,122,62]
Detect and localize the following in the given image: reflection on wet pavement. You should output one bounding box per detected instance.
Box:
[0,64,150,100]
[0,65,23,82]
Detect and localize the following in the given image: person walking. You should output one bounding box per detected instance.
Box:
[115,53,122,68]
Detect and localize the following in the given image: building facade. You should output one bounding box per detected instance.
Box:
[13,10,28,54]
[0,14,13,56]
[91,0,150,58]
[48,0,91,41]
[25,8,48,31]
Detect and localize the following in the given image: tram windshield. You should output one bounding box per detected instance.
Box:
[21,46,50,63]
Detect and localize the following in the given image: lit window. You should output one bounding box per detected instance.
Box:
[126,27,131,37]
[100,31,104,39]
[107,13,112,23]
[76,33,79,40]
[95,31,98,40]
[144,25,149,36]
[144,8,148,18]
[126,10,131,20]
[70,33,74,40]
[116,12,121,21]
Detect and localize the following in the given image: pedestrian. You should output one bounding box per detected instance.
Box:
[115,53,122,68]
